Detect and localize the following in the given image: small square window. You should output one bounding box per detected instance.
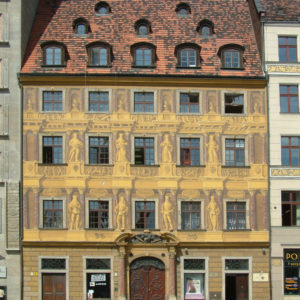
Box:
[88,91,109,112]
[280,85,298,113]
[89,201,109,229]
[134,137,155,165]
[180,138,200,166]
[135,201,155,229]
[133,92,154,112]
[225,139,245,166]
[281,136,300,166]
[225,94,244,114]
[43,200,63,228]
[226,202,246,230]
[89,137,109,164]
[279,36,297,63]
[42,91,63,112]
[42,136,63,164]
[181,201,201,229]
[179,93,199,113]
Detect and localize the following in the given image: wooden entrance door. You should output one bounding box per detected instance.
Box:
[130,258,165,300]
[225,274,248,300]
[42,273,66,300]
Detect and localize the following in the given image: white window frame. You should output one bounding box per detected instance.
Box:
[85,198,113,229]
[181,256,209,300]
[132,198,159,230]
[222,256,252,300]
[83,256,114,300]
[221,90,247,116]
[39,88,66,113]
[85,88,112,113]
[39,197,67,229]
[178,198,204,230]
[222,135,249,167]
[176,134,203,166]
[223,198,250,230]
[176,89,202,115]
[130,89,157,114]
[131,134,158,165]
[85,133,112,165]
[39,133,66,164]
[38,256,69,300]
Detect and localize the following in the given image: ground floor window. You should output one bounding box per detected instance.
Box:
[182,258,206,299]
[284,249,300,295]
[85,258,112,299]
[224,258,250,300]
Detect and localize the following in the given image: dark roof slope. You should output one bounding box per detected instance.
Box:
[261,0,300,22]
[21,0,263,77]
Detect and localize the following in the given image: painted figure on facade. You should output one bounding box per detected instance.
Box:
[206,135,219,163]
[116,133,128,162]
[207,194,220,231]
[69,132,83,162]
[71,95,80,112]
[161,134,173,163]
[117,94,126,112]
[162,194,174,231]
[68,195,81,230]
[115,194,128,230]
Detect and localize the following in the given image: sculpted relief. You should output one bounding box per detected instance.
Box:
[68,195,81,230]
[207,194,220,231]
[68,132,83,162]
[115,194,128,231]
[161,194,174,231]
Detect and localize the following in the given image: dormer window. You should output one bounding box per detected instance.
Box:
[41,42,67,66]
[73,18,90,35]
[197,20,214,37]
[87,42,113,67]
[175,43,201,68]
[135,19,152,36]
[95,1,111,15]
[131,43,156,67]
[176,3,191,16]
[218,44,245,69]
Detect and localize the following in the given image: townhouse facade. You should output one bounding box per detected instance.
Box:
[20,0,270,299]
[261,0,300,299]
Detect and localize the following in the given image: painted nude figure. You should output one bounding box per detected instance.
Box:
[161,194,174,231]
[206,135,219,163]
[115,194,128,230]
[68,195,81,230]
[207,194,219,231]
[69,132,83,162]
[115,133,128,163]
[160,134,173,163]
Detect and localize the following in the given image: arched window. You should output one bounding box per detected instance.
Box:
[175,3,191,16]
[95,1,111,15]
[218,44,245,69]
[73,18,90,35]
[197,19,214,37]
[131,43,156,67]
[135,19,152,36]
[87,42,113,67]
[41,42,67,66]
[175,43,201,68]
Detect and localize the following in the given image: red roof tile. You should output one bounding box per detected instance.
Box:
[21,0,263,77]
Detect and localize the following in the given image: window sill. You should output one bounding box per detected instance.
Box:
[39,227,68,230]
[0,41,9,46]
[177,165,205,168]
[132,65,156,69]
[176,66,201,69]
[222,113,247,116]
[87,65,112,68]
[85,164,113,166]
[131,164,160,167]
[38,163,67,166]
[85,228,114,231]
[178,229,206,232]
[177,112,202,116]
[221,67,245,71]
[96,13,110,17]
[132,111,157,114]
[74,34,89,38]
[85,111,110,114]
[280,112,300,114]
[222,165,250,168]
[40,110,64,113]
[41,65,66,68]
[132,228,160,231]
[223,229,251,232]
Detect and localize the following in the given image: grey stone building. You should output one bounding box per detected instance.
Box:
[0,0,39,298]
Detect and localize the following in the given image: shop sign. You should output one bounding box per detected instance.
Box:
[284,249,300,267]
[285,277,298,292]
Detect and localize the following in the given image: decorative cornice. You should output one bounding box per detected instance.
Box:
[267,64,300,73]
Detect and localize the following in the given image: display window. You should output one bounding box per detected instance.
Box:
[284,249,300,295]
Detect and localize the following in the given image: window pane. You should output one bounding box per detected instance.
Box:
[184,273,205,297]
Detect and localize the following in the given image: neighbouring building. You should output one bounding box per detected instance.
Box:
[20,0,269,299]
[261,0,300,299]
[0,0,39,299]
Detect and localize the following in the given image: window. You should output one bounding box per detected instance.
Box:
[182,258,207,299]
[89,137,109,164]
[224,94,244,114]
[89,47,109,66]
[43,200,63,228]
[135,201,155,229]
[73,18,89,34]
[95,2,111,15]
[281,137,300,166]
[135,19,152,36]
[280,85,298,113]
[197,20,214,36]
[180,138,200,166]
[219,44,244,69]
[284,249,300,295]
[179,92,199,113]
[131,43,156,67]
[181,202,201,230]
[225,139,245,166]
[88,91,109,112]
[176,3,191,16]
[226,202,246,230]
[279,36,297,63]
[85,258,111,299]
[134,92,154,112]
[282,191,300,226]
[175,44,201,68]
[89,201,109,229]
[42,42,66,66]
[134,137,155,165]
[42,136,63,164]
[42,91,62,112]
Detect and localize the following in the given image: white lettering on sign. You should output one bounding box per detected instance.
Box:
[91,274,106,282]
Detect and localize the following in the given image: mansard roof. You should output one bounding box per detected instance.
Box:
[21,0,263,77]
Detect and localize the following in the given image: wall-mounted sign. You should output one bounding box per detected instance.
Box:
[253,273,269,282]
[0,267,6,278]
[284,249,300,267]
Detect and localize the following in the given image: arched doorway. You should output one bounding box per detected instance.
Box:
[130,257,165,300]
